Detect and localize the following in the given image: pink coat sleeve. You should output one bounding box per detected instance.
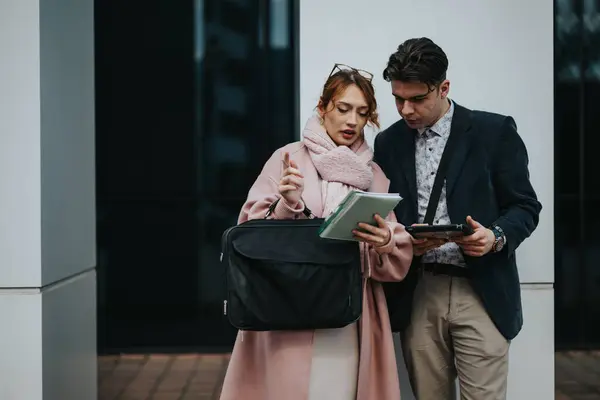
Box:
[366,211,414,282]
[238,148,307,223]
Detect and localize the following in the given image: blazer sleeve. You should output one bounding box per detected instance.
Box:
[238,149,307,223]
[366,211,414,282]
[491,117,542,254]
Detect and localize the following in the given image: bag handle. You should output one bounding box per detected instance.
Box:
[265,176,314,219]
[265,198,314,219]
[423,129,459,224]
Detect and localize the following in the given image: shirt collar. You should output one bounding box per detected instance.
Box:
[417,100,455,138]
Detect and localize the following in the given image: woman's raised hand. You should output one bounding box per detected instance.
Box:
[278,152,304,206]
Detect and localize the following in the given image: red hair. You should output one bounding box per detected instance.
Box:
[317,70,380,128]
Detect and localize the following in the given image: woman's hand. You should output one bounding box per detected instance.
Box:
[278,152,304,206]
[353,214,391,247]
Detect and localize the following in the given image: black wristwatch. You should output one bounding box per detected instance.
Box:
[491,225,506,253]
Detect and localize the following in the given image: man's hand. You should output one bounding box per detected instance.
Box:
[453,216,495,257]
[410,224,446,256]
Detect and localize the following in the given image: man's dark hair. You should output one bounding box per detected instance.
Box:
[382,37,448,88]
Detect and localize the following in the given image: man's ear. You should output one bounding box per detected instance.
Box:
[439,79,450,99]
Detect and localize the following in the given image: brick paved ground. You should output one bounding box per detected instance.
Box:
[99,351,600,399]
[556,351,600,399]
[98,354,230,400]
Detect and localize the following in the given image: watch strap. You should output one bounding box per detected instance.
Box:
[491,225,505,252]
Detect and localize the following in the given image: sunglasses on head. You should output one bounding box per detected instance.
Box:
[328,63,374,81]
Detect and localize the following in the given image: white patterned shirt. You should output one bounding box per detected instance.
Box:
[415,101,466,266]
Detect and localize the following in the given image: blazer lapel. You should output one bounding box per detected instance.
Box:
[445,104,473,198]
[405,135,418,210]
[393,126,417,210]
[395,126,419,221]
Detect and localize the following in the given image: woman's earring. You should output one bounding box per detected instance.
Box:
[318,115,324,125]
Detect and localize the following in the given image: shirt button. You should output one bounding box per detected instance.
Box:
[429,148,433,151]
[430,172,435,176]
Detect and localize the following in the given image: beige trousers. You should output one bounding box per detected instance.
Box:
[401,272,510,400]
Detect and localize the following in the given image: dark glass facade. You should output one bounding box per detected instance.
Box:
[95,0,298,352]
[94,0,600,353]
[555,0,600,349]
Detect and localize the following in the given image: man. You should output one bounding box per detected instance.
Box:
[374,37,542,400]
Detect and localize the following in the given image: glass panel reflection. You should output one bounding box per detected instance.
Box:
[194,0,297,343]
[556,0,582,82]
[554,0,585,349]
[582,0,600,347]
[555,0,600,349]
[97,0,298,352]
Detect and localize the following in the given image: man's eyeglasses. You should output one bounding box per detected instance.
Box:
[328,63,374,81]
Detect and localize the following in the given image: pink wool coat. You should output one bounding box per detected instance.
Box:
[219,141,413,400]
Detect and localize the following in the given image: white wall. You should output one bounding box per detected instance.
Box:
[300,0,554,398]
[0,0,97,398]
[0,0,42,287]
[0,291,43,399]
[42,273,97,400]
[40,0,96,285]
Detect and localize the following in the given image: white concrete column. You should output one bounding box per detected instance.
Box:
[0,0,97,398]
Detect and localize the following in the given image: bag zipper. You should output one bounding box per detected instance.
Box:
[221,226,235,318]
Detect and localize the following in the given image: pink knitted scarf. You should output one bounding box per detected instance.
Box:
[302,115,374,216]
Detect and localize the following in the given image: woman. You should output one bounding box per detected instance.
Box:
[219,64,413,400]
